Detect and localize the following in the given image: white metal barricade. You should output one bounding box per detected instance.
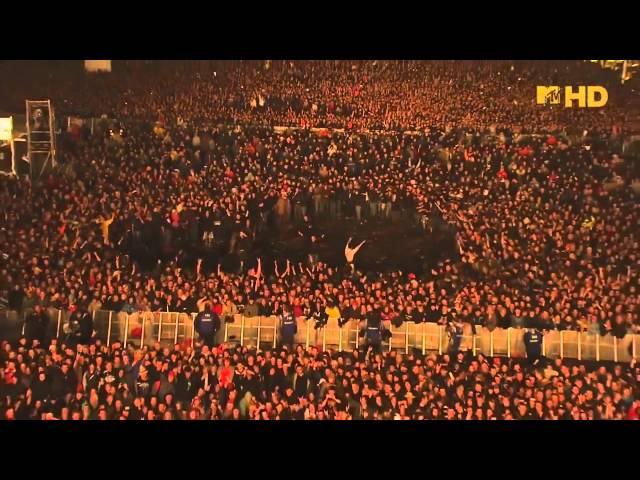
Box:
[7,307,640,365]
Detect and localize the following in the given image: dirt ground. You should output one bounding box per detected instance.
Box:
[229,213,459,276]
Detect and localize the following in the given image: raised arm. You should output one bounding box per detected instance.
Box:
[457,235,465,256]
[353,240,367,254]
[196,296,208,312]
[196,258,203,280]
[344,237,352,256]
[283,260,291,278]
[254,258,262,292]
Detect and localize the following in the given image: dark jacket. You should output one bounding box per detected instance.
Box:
[50,367,77,398]
[175,373,200,403]
[8,287,25,311]
[78,312,94,343]
[524,329,543,357]
[152,375,177,400]
[292,373,310,398]
[243,375,261,398]
[31,376,51,402]
[25,311,49,342]
[194,311,221,337]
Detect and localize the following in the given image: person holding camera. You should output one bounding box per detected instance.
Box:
[319,387,342,419]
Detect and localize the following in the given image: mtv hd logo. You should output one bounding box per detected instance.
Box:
[536,86,608,108]
[537,86,562,105]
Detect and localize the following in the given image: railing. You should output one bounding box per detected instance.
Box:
[2,307,639,362]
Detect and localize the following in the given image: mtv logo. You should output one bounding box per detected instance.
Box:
[537,86,562,105]
[536,85,608,107]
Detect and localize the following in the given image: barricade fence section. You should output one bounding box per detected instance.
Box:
[544,330,561,359]
[2,308,639,363]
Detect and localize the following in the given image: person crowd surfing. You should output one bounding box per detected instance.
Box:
[344,237,367,273]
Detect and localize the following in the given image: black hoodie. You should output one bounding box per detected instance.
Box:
[31,376,51,402]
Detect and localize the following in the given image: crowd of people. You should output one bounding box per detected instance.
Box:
[2,338,639,420]
[0,60,639,420]
[2,119,637,337]
[0,60,632,133]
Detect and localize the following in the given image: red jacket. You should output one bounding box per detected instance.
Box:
[170,211,180,228]
[518,146,533,157]
[219,367,233,388]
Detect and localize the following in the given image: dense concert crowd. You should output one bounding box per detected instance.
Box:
[0,60,632,133]
[2,339,640,420]
[1,60,639,420]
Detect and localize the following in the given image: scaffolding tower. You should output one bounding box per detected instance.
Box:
[25,99,56,180]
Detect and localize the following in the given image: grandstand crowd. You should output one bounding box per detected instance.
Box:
[1,60,639,420]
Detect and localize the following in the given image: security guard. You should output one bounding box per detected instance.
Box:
[448,316,465,354]
[365,304,383,353]
[70,306,94,346]
[524,327,543,363]
[194,304,221,347]
[25,304,49,346]
[280,305,297,350]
